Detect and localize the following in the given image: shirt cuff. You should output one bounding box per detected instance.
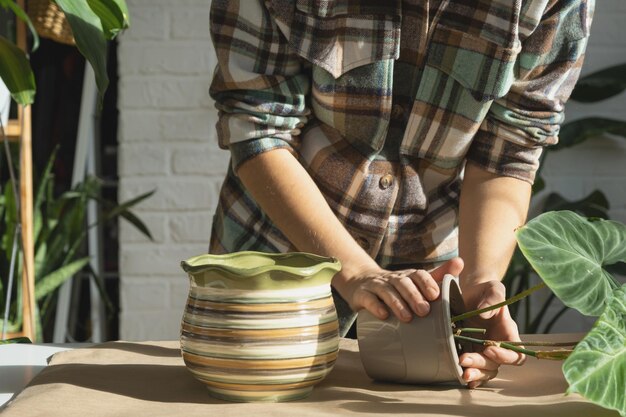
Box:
[229,138,296,172]
[467,126,544,184]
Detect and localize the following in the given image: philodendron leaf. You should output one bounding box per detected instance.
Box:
[570,63,626,103]
[563,285,626,417]
[516,211,625,316]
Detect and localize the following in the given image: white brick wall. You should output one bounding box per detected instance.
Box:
[117,1,626,340]
[118,0,220,340]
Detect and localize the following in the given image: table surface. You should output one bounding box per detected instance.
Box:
[0,336,619,417]
[0,343,88,409]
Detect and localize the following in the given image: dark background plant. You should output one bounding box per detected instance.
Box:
[0,147,153,341]
[503,63,626,333]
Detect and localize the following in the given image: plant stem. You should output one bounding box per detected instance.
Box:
[454,327,487,335]
[451,282,546,323]
[454,335,575,360]
[454,334,538,357]
[494,341,578,347]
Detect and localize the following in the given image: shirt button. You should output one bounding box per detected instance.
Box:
[379,174,394,190]
[391,104,404,120]
[355,237,370,250]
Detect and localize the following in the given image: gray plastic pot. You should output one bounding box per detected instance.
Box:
[357,274,469,386]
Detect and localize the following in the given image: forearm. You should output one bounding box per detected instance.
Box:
[236,148,379,289]
[458,162,532,292]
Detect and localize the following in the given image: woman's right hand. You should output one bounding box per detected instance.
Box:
[334,257,464,322]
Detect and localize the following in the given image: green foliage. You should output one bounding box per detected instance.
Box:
[563,285,626,417]
[569,63,626,103]
[0,336,31,344]
[0,0,129,105]
[516,211,623,317]
[516,211,626,416]
[504,191,611,332]
[0,148,154,341]
[0,34,35,104]
[504,62,626,333]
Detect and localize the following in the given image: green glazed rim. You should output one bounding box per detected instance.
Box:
[181,251,342,280]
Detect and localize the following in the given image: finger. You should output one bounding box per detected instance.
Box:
[369,283,413,322]
[458,352,499,371]
[429,257,464,281]
[463,367,497,386]
[476,281,506,319]
[388,275,430,317]
[483,346,526,366]
[496,305,523,342]
[409,270,440,302]
[353,289,389,321]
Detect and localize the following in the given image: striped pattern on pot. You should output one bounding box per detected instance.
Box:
[180,252,341,403]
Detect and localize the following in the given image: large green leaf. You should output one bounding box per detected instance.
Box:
[563,285,626,417]
[0,35,35,105]
[516,211,625,316]
[54,0,109,99]
[35,257,90,301]
[570,63,626,103]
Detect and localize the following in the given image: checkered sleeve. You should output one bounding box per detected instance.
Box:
[467,0,594,183]
[209,0,310,171]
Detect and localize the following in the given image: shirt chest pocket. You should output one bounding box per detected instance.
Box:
[288,0,401,150]
[401,25,521,169]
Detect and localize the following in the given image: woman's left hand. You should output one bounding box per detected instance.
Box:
[458,280,526,388]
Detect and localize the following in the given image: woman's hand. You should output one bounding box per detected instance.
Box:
[334,257,464,322]
[458,280,526,388]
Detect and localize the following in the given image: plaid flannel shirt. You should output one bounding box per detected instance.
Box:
[208,0,593,269]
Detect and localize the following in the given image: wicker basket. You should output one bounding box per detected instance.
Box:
[27,0,75,46]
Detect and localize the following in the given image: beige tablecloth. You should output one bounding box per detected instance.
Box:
[1,336,617,417]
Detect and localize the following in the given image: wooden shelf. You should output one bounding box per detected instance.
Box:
[2,0,35,342]
[4,119,22,141]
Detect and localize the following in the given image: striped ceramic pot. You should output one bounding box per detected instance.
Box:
[180,251,342,402]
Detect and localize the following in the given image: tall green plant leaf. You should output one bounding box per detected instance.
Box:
[516,211,625,316]
[35,257,90,301]
[87,0,130,39]
[556,118,626,151]
[570,63,626,103]
[0,35,35,105]
[54,0,109,99]
[0,0,39,50]
[563,285,626,417]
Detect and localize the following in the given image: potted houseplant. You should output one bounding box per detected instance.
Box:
[358,210,625,417]
[0,0,131,342]
[0,148,154,342]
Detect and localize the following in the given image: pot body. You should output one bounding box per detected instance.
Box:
[180,251,341,402]
[357,274,468,385]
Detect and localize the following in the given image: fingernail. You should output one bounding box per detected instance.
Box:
[401,309,412,321]
[378,307,388,318]
[416,302,430,316]
[460,357,473,367]
[427,287,439,299]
